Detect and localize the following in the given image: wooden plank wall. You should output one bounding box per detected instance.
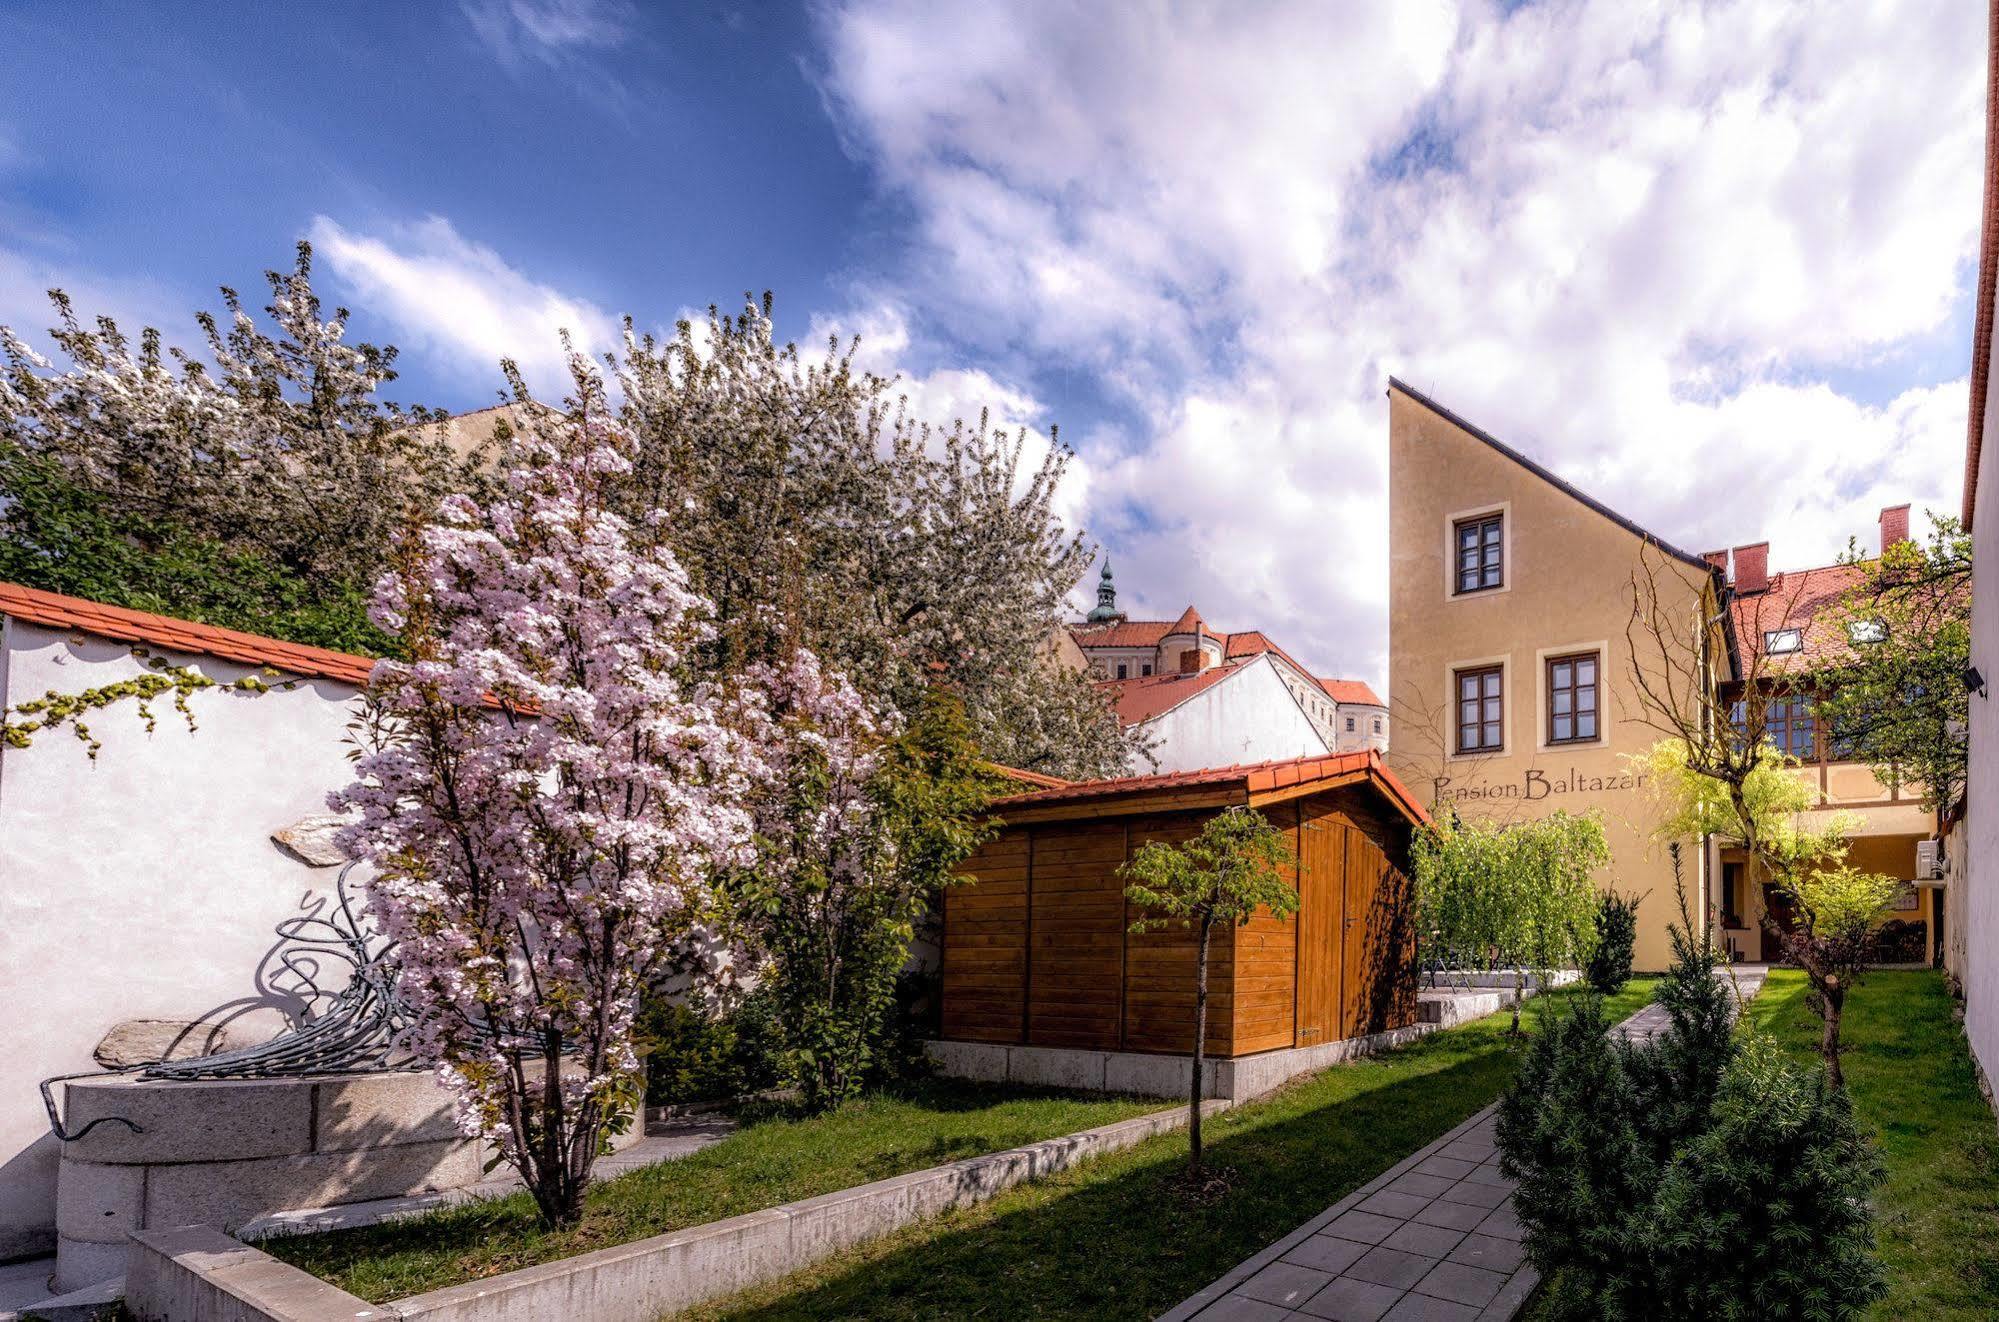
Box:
[939,788,1418,1057]
[1230,800,1300,1055]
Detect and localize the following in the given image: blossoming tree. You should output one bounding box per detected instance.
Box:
[332,372,761,1227]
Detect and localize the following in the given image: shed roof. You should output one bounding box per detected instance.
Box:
[0,580,378,687]
[992,750,1429,828]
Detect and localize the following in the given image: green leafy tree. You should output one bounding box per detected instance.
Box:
[1817,512,1970,813]
[1411,810,1608,1032]
[0,243,487,616]
[1637,738,1896,1086]
[1122,807,1297,1173]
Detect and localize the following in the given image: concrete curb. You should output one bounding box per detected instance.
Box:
[126,1100,1221,1322]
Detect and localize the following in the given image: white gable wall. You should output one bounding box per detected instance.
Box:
[1138,655,1332,774]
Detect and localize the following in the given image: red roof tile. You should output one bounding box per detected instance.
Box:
[1316,677,1384,707]
[1167,604,1206,635]
[982,761,1072,789]
[1099,661,1241,724]
[993,750,1430,827]
[0,581,378,687]
[1070,619,1174,649]
[1727,562,1872,675]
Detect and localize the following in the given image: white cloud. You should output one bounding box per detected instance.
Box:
[817,0,1986,686]
[461,0,633,67]
[308,214,617,393]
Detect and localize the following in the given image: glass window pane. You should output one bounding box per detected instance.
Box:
[1553,690,1571,716]
[1552,662,1571,688]
[1554,715,1571,741]
[1578,659,1595,684]
[1484,697,1501,722]
[1579,712,1596,738]
[1483,720,1500,746]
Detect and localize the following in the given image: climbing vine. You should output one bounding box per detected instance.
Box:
[1,652,279,759]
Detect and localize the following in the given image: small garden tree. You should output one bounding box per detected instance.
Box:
[726,657,998,1110]
[333,377,761,1228]
[1585,890,1642,996]
[1411,810,1608,1032]
[1768,863,1903,1090]
[1122,807,1297,1174]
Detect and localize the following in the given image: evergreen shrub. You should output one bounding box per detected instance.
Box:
[1585,890,1641,995]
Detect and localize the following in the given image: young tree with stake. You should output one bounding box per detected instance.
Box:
[1122,808,1297,1174]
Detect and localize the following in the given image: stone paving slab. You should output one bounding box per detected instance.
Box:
[1161,966,1771,1322]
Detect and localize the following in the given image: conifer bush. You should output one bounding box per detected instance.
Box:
[1585,890,1641,996]
[1500,870,1885,1320]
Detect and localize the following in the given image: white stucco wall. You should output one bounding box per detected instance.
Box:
[0,619,365,1258]
[1137,655,1331,774]
[1965,370,1999,1100]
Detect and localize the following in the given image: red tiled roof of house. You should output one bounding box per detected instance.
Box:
[1222,629,1304,671]
[1167,604,1206,635]
[1317,677,1384,707]
[1070,619,1174,649]
[993,749,1430,827]
[982,761,1072,789]
[0,580,379,687]
[1099,660,1242,724]
[1727,562,1871,675]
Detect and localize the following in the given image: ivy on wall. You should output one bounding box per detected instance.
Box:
[2,649,287,759]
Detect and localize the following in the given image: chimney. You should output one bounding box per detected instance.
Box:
[1702,549,1729,577]
[1731,542,1769,594]
[1879,504,1911,554]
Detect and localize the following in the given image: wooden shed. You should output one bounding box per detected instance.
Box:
[941,753,1429,1062]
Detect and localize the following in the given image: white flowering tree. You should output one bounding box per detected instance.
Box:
[332,371,761,1228]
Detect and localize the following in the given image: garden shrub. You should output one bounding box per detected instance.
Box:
[1497,996,1657,1320]
[1644,1034,1885,1321]
[1585,890,1640,995]
[1501,912,1885,1321]
[636,996,779,1107]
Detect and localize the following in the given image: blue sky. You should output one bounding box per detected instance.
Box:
[1,1,1987,684]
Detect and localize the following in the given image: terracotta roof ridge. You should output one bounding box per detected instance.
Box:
[0,580,379,688]
[1166,604,1206,634]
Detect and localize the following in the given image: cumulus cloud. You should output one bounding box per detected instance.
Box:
[308,214,617,394]
[817,0,1985,685]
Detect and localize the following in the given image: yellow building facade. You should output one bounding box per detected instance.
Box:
[1386,380,1943,972]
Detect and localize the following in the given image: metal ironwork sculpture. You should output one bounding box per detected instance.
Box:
[42,863,419,1141]
[142,863,419,1080]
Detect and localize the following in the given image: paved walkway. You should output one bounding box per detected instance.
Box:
[1161,966,1771,1322]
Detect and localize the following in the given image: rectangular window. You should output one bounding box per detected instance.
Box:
[1116,663,1128,680]
[1768,694,1815,760]
[1455,665,1504,753]
[1141,664,1152,677]
[1453,514,1503,594]
[1723,861,1744,927]
[1373,717,1383,734]
[1545,651,1599,745]
[1345,716,1356,732]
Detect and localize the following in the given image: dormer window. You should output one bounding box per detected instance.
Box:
[1764,628,1803,655]
[1847,620,1887,645]
[1453,514,1503,594]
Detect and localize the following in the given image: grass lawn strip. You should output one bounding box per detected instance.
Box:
[1745,969,1999,1320]
[676,979,1662,1321]
[259,1079,1161,1303]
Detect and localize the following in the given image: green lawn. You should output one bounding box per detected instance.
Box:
[679,980,1660,1321]
[260,1079,1162,1303]
[1744,969,1999,1319]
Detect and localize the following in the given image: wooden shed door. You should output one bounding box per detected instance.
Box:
[1342,829,1415,1037]
[1295,816,1344,1046]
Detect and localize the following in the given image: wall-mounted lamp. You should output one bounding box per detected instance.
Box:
[1963,665,1987,699]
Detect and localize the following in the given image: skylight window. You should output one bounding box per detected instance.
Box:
[1848,619,1887,645]
[1764,628,1804,655]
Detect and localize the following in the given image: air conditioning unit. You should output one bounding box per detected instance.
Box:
[1915,838,1942,881]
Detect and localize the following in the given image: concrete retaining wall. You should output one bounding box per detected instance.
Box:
[925,1022,1437,1102]
[56,1071,477,1292]
[125,1103,1209,1321]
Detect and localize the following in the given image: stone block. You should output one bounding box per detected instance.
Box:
[144,1137,478,1233]
[1001,1046,1109,1093]
[61,1075,313,1165]
[270,812,356,867]
[923,1039,1010,1084]
[125,1225,379,1322]
[55,1159,145,1244]
[92,1018,245,1069]
[1103,1051,1210,1098]
[311,1071,461,1152]
[52,1235,129,1294]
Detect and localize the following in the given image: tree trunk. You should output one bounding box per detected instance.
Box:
[1190,913,1212,1174]
[1511,967,1525,1035]
[1822,974,1845,1090]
